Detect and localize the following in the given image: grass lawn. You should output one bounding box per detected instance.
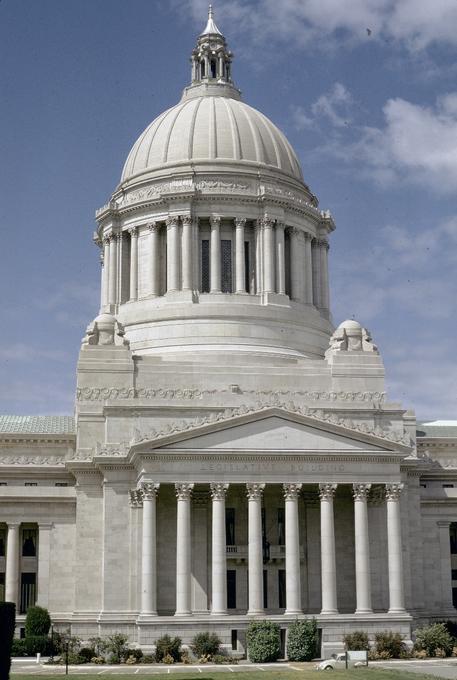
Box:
[11,670,440,680]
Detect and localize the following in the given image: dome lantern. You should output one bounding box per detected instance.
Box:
[190,6,234,90]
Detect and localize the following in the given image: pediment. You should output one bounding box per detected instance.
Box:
[130,405,411,456]
[163,415,383,451]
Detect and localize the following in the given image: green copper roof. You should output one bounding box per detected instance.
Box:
[0,416,75,435]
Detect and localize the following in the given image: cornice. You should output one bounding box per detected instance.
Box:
[130,402,413,454]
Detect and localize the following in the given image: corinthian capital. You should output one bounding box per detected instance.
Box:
[175,482,194,500]
[234,217,246,229]
[148,221,160,233]
[283,483,302,500]
[140,482,160,501]
[210,215,221,228]
[128,226,139,238]
[352,483,371,501]
[318,483,337,500]
[129,489,143,508]
[246,483,265,500]
[261,216,275,229]
[385,483,404,501]
[210,482,229,500]
[166,216,180,228]
[181,215,193,227]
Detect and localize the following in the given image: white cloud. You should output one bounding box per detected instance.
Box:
[180,0,457,52]
[320,92,457,193]
[311,83,353,128]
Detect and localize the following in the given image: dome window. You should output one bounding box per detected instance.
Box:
[211,59,217,78]
[201,60,206,77]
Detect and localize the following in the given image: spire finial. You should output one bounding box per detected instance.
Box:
[208,4,213,19]
[200,3,222,36]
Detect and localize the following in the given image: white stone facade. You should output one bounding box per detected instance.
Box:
[1,9,456,657]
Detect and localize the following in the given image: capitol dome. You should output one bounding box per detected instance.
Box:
[95,7,335,360]
[121,94,304,183]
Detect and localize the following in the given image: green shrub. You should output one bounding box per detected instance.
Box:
[141,654,155,663]
[79,647,96,662]
[375,631,406,658]
[25,606,51,637]
[191,632,221,659]
[128,648,143,661]
[155,634,181,662]
[24,635,53,656]
[0,602,16,679]
[213,653,234,664]
[343,630,369,651]
[414,623,454,657]
[105,633,129,664]
[246,621,281,663]
[11,638,28,657]
[287,619,318,661]
[88,637,108,656]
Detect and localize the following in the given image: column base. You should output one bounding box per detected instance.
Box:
[320,609,339,615]
[285,609,303,615]
[388,608,407,614]
[247,609,265,616]
[211,610,228,616]
[137,612,158,621]
[355,608,373,615]
[174,611,193,617]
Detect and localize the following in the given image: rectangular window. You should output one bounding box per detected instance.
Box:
[450,524,457,554]
[278,569,286,609]
[278,507,285,545]
[231,629,238,651]
[227,569,236,609]
[55,482,68,487]
[261,508,266,540]
[452,569,457,581]
[443,484,454,488]
[0,573,4,603]
[22,529,37,557]
[0,483,7,486]
[0,530,5,557]
[201,240,210,292]
[244,241,250,293]
[263,569,268,609]
[221,239,232,293]
[20,573,36,614]
[25,483,37,487]
[285,229,291,297]
[453,587,457,608]
[226,508,235,546]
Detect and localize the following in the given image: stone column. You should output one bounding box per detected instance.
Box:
[148,222,161,297]
[36,523,52,609]
[304,233,313,304]
[283,483,302,614]
[438,520,453,610]
[5,523,20,606]
[289,228,301,301]
[385,483,406,613]
[102,238,110,307]
[246,483,265,615]
[166,216,181,292]
[353,483,372,613]
[262,217,275,294]
[319,483,338,614]
[275,222,286,295]
[210,483,229,615]
[108,232,117,305]
[128,227,139,302]
[140,482,159,615]
[311,239,321,308]
[210,216,221,293]
[181,215,193,291]
[235,218,246,293]
[255,220,263,294]
[319,238,330,313]
[175,483,194,615]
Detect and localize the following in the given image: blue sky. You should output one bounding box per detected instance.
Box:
[1,0,456,420]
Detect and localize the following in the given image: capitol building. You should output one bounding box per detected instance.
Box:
[1,8,456,657]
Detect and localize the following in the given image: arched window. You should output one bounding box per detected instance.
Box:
[210,60,217,78]
[201,60,205,77]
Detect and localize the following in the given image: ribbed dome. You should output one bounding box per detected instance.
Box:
[121,95,304,183]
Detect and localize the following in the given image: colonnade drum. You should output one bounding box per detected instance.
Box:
[99,216,330,315]
[132,481,406,618]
